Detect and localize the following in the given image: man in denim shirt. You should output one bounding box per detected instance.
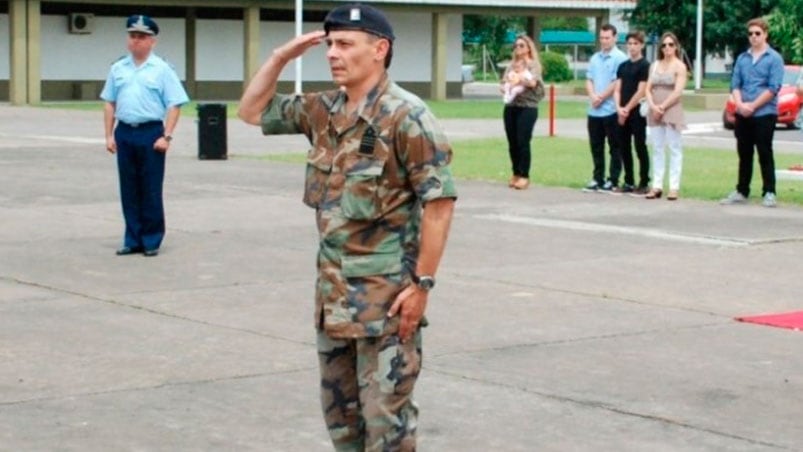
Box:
[583,24,628,193]
[720,18,784,208]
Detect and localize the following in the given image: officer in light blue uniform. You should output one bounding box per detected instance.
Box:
[101,15,189,257]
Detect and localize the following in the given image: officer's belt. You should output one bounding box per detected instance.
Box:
[118,120,162,129]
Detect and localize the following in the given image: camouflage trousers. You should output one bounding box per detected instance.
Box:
[316,329,422,452]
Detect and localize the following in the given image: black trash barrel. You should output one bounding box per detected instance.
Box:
[197,103,227,160]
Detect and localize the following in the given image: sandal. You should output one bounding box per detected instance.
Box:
[667,190,679,201]
[645,188,662,199]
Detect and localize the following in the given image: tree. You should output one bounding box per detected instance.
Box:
[463,15,526,69]
[462,16,590,70]
[541,17,589,30]
[626,0,777,62]
[767,0,803,63]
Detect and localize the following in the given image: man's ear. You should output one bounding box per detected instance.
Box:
[374,38,389,62]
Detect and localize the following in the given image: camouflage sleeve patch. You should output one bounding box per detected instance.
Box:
[261,93,315,137]
[396,106,457,203]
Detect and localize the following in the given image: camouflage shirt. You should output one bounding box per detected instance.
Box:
[261,74,457,339]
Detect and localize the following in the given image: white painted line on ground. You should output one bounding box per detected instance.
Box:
[0,132,104,144]
[683,122,723,134]
[475,213,749,247]
[776,170,803,181]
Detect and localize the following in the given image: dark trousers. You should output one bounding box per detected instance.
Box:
[618,112,649,187]
[587,113,622,186]
[734,114,777,197]
[503,105,538,179]
[114,121,166,251]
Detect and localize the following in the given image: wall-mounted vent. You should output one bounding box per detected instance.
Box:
[69,13,94,34]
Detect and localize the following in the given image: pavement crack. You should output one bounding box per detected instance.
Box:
[426,369,790,450]
[430,322,726,359]
[447,271,730,318]
[2,276,314,348]
[0,366,316,408]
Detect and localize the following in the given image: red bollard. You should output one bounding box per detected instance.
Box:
[549,84,556,137]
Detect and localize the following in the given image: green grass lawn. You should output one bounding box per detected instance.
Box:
[426,99,588,119]
[40,99,590,119]
[41,96,711,119]
[259,136,803,206]
[40,101,228,118]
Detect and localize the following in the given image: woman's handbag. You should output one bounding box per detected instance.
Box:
[639,99,649,117]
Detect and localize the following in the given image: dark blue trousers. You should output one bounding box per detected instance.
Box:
[114,121,166,251]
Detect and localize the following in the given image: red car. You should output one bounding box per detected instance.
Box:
[723,65,802,130]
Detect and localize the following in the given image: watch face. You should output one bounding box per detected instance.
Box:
[418,277,435,290]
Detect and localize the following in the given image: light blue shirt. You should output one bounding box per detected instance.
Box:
[100,53,189,125]
[587,46,627,117]
[730,46,784,118]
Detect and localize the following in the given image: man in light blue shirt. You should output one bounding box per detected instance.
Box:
[583,24,628,193]
[100,15,189,256]
[720,17,784,208]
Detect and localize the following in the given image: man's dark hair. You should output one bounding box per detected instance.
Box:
[601,24,618,35]
[626,30,645,43]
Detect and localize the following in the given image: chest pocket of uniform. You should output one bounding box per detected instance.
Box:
[303,147,333,209]
[113,74,130,89]
[143,77,162,94]
[341,156,387,220]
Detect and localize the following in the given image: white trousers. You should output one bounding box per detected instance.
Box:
[649,125,683,190]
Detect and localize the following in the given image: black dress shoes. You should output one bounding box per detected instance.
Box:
[116,246,143,256]
[143,249,159,257]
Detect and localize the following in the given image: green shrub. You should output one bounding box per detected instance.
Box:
[540,51,573,83]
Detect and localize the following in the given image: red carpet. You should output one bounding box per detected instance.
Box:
[736,311,803,331]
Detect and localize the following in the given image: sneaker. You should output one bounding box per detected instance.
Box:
[581,180,599,192]
[600,181,615,192]
[720,191,747,205]
[613,184,634,194]
[762,192,777,208]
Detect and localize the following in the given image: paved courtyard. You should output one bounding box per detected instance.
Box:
[1,104,802,451]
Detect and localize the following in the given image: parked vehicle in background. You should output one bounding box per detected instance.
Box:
[722,65,802,130]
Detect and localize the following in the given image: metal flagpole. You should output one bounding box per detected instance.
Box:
[694,0,703,90]
[294,0,303,93]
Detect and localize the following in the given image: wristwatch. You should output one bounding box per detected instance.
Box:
[412,273,436,291]
[163,134,173,142]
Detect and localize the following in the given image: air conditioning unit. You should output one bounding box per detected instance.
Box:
[69,13,94,34]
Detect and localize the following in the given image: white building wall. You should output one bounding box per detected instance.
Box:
[0,15,9,78]
[2,12,461,83]
[197,11,462,82]
[40,15,186,80]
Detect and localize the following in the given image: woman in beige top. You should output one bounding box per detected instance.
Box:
[645,32,687,200]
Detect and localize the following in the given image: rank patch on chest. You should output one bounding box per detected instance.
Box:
[359,126,377,155]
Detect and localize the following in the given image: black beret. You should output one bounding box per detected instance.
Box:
[126,15,159,36]
[324,4,395,41]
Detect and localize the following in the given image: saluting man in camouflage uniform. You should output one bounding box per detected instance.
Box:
[238,4,457,451]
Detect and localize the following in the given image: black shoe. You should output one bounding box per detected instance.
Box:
[143,249,159,257]
[116,246,143,256]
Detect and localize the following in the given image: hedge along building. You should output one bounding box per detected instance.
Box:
[1,0,636,105]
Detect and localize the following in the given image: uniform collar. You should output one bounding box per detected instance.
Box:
[328,72,390,134]
[125,52,156,67]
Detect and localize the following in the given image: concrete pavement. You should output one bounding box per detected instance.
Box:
[1,103,803,451]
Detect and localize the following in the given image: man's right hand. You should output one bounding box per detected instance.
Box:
[238,30,327,126]
[272,30,327,63]
[106,137,116,154]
